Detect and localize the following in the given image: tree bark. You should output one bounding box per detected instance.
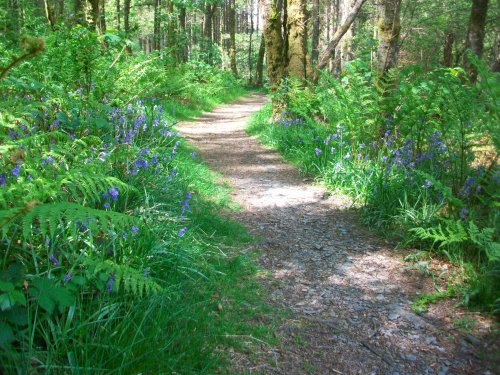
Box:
[88,0,101,32]
[256,33,265,85]
[179,6,188,62]
[286,0,307,80]
[311,0,320,64]
[442,32,454,67]
[465,0,489,81]
[230,0,238,75]
[248,0,254,82]
[116,0,121,29]
[376,0,401,77]
[261,0,284,88]
[153,0,161,50]
[340,0,355,72]
[316,0,367,70]
[99,0,107,32]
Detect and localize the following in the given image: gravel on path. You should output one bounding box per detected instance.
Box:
[177,93,496,375]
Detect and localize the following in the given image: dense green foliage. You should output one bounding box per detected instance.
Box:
[248,60,499,311]
[0,27,274,373]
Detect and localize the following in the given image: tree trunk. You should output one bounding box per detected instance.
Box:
[340,0,355,72]
[153,0,161,50]
[88,0,101,32]
[99,0,106,32]
[204,3,215,41]
[248,0,254,82]
[229,0,238,75]
[261,0,284,89]
[256,33,265,85]
[116,0,121,29]
[286,0,307,80]
[442,32,454,67]
[465,0,489,81]
[167,0,176,51]
[491,33,500,73]
[316,0,367,70]
[311,0,320,64]
[179,6,188,62]
[376,0,401,76]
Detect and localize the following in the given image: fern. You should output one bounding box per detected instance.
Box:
[0,201,137,239]
[410,219,468,248]
[84,258,162,297]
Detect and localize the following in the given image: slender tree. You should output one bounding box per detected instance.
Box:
[229,0,237,75]
[464,0,489,81]
[316,0,367,70]
[376,0,401,77]
[311,0,320,64]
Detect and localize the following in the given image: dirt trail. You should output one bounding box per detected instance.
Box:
[177,94,495,375]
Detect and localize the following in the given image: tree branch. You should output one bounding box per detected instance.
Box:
[316,0,368,70]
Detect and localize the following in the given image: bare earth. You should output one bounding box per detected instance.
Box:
[177,94,497,375]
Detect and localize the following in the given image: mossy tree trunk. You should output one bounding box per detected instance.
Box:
[261,0,284,89]
[376,0,401,77]
[256,33,266,85]
[285,0,307,80]
[311,0,320,64]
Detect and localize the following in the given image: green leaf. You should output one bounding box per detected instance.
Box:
[0,322,14,345]
[0,281,14,292]
[29,278,74,314]
[0,294,14,311]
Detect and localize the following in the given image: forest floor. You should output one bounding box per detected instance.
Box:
[177,93,498,375]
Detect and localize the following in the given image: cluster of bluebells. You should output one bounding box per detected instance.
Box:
[278,111,305,128]
[102,187,119,209]
[110,100,177,145]
[180,192,191,219]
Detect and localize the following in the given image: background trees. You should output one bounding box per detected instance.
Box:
[0,0,497,83]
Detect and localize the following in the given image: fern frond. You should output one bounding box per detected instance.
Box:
[85,258,162,296]
[0,202,136,239]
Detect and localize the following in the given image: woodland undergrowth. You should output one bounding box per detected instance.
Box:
[248,59,499,313]
[0,27,274,373]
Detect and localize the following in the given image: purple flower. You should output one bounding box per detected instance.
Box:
[11,164,21,177]
[140,148,149,155]
[108,187,119,201]
[104,202,110,209]
[168,167,177,180]
[190,152,197,158]
[131,225,139,234]
[381,156,388,161]
[422,180,432,189]
[129,167,138,175]
[315,148,322,157]
[135,158,148,169]
[106,273,115,292]
[0,173,6,187]
[178,227,187,237]
[459,207,469,219]
[180,192,191,219]
[49,253,59,267]
[27,174,33,180]
[63,273,73,283]
[50,119,59,130]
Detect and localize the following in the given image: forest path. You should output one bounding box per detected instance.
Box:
[177,94,492,374]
